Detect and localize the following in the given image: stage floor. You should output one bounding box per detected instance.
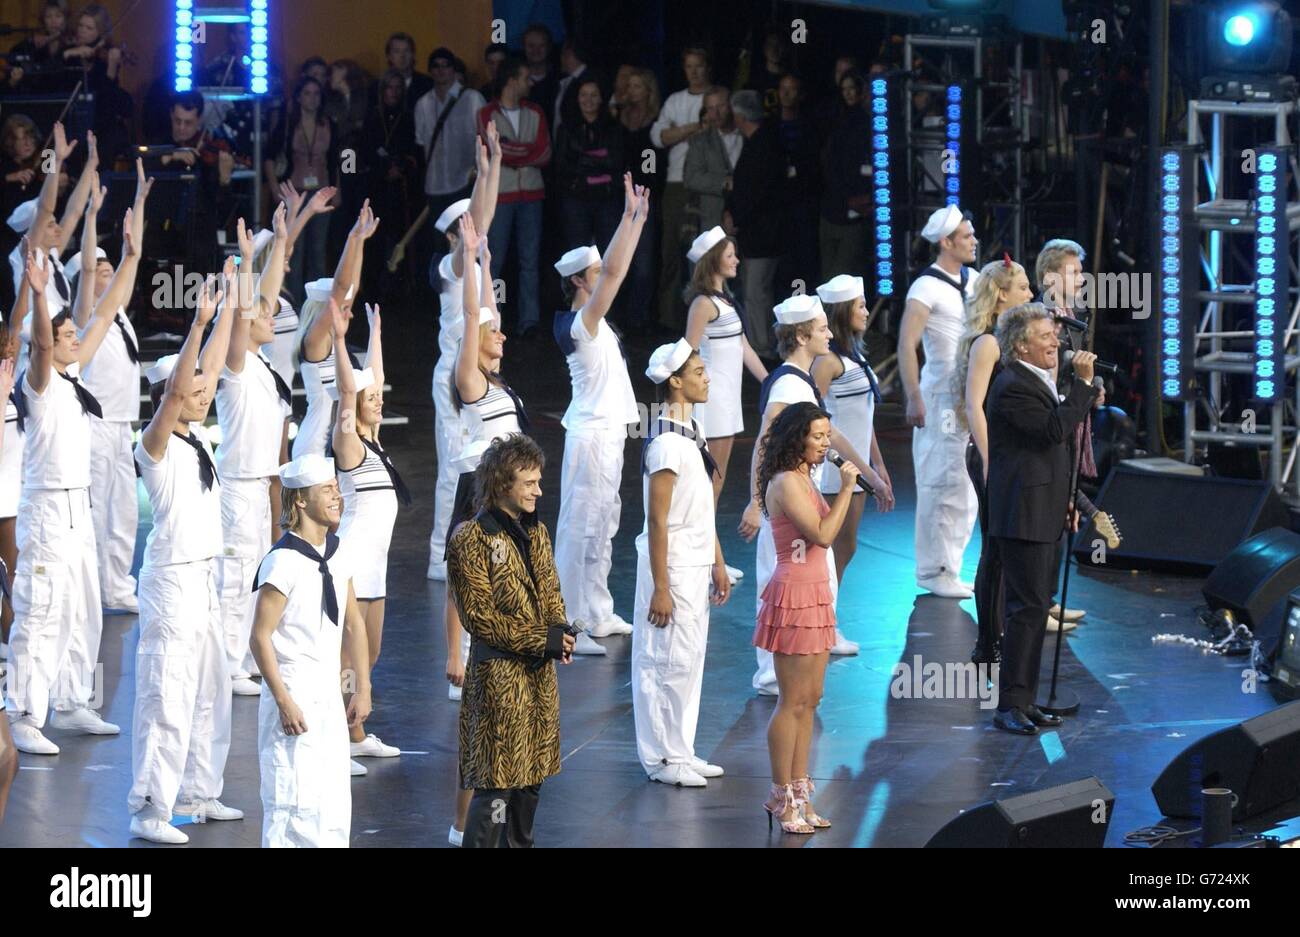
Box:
[0,311,1284,848]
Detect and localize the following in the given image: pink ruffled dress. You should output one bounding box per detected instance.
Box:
[752,480,837,655]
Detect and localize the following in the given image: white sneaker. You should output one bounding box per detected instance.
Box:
[448,683,462,701]
[755,683,779,697]
[1045,615,1077,633]
[448,825,464,847]
[589,615,633,637]
[50,708,120,735]
[350,759,368,777]
[1050,604,1086,622]
[231,677,261,696]
[690,758,724,778]
[725,564,745,584]
[351,733,400,758]
[830,630,860,656]
[917,575,974,599]
[129,816,189,844]
[427,561,447,582]
[10,718,59,754]
[649,763,708,787]
[174,798,244,822]
[572,632,607,656]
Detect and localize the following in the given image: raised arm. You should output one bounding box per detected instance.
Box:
[55,131,99,255]
[257,201,289,311]
[26,250,53,394]
[225,235,253,373]
[199,257,238,400]
[31,123,76,242]
[142,274,220,460]
[9,238,32,344]
[72,173,104,328]
[455,215,488,402]
[77,208,140,368]
[581,175,647,332]
[286,183,336,251]
[463,123,502,273]
[330,298,364,470]
[363,302,383,387]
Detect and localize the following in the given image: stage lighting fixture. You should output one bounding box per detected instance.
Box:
[1157,147,1197,401]
[871,76,893,298]
[1253,147,1287,402]
[173,0,194,93]
[248,0,269,94]
[1205,2,1293,75]
[944,84,961,208]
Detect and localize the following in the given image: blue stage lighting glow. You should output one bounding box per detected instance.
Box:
[1159,147,1191,400]
[1253,146,1287,400]
[872,76,893,296]
[1224,12,1258,47]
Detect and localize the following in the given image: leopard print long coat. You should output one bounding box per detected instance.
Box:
[447,510,567,790]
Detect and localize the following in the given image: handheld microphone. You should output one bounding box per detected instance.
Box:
[826,449,874,495]
[1063,348,1119,376]
[1053,313,1088,333]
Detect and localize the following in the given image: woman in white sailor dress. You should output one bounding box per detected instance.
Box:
[329,300,406,761]
[684,227,768,503]
[250,454,372,848]
[291,203,378,459]
[445,218,525,843]
[812,275,895,588]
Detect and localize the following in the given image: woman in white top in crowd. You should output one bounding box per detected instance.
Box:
[329,296,406,763]
[811,274,895,588]
[427,123,500,582]
[0,253,33,654]
[446,214,527,844]
[683,225,768,582]
[291,201,379,460]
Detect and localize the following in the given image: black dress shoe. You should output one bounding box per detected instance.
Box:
[1024,704,1063,727]
[993,708,1037,735]
[970,642,1001,665]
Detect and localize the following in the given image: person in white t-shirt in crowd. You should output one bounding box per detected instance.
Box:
[897,205,981,599]
[215,210,292,697]
[415,46,485,248]
[76,158,152,615]
[632,339,730,787]
[551,173,648,655]
[739,294,887,695]
[128,267,241,845]
[649,46,712,330]
[5,229,136,754]
[427,124,501,582]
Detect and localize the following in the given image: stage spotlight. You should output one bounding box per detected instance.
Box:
[173,0,194,93]
[1253,148,1287,403]
[1157,147,1197,401]
[871,76,893,298]
[1205,2,1292,75]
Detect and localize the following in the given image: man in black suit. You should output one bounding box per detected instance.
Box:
[986,303,1099,735]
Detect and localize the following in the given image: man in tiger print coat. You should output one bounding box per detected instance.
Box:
[447,435,577,847]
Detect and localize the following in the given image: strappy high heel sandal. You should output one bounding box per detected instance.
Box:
[792,777,831,829]
[763,782,814,835]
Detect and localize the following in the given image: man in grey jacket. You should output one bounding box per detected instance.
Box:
[683,87,744,235]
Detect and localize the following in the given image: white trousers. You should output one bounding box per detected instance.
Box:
[428,365,465,572]
[90,420,139,606]
[752,516,839,694]
[631,556,710,773]
[258,677,350,847]
[217,476,271,680]
[554,427,625,629]
[128,560,231,820]
[4,487,102,724]
[912,388,978,582]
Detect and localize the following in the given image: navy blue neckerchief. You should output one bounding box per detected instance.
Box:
[829,339,881,403]
[57,369,102,418]
[918,265,969,297]
[361,436,412,507]
[10,382,25,434]
[553,308,627,362]
[172,430,218,491]
[640,416,719,480]
[260,532,341,626]
[758,362,823,416]
[257,353,292,408]
[115,312,139,363]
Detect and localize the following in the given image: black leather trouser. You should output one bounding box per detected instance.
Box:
[462,784,542,848]
[964,442,1004,658]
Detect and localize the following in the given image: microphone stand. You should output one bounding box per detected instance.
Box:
[1036,385,1090,718]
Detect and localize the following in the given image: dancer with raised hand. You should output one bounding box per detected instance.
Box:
[129,267,241,844]
[632,340,731,788]
[445,215,528,842]
[428,122,501,582]
[77,158,153,615]
[250,453,372,848]
[4,228,135,753]
[291,200,380,460]
[812,274,895,591]
[551,172,648,655]
[329,297,407,763]
[215,209,292,697]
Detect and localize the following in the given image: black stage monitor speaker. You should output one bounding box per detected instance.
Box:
[1073,465,1288,571]
[1203,527,1300,630]
[1151,701,1300,821]
[924,777,1114,848]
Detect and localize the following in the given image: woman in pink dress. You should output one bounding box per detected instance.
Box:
[753,401,861,834]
